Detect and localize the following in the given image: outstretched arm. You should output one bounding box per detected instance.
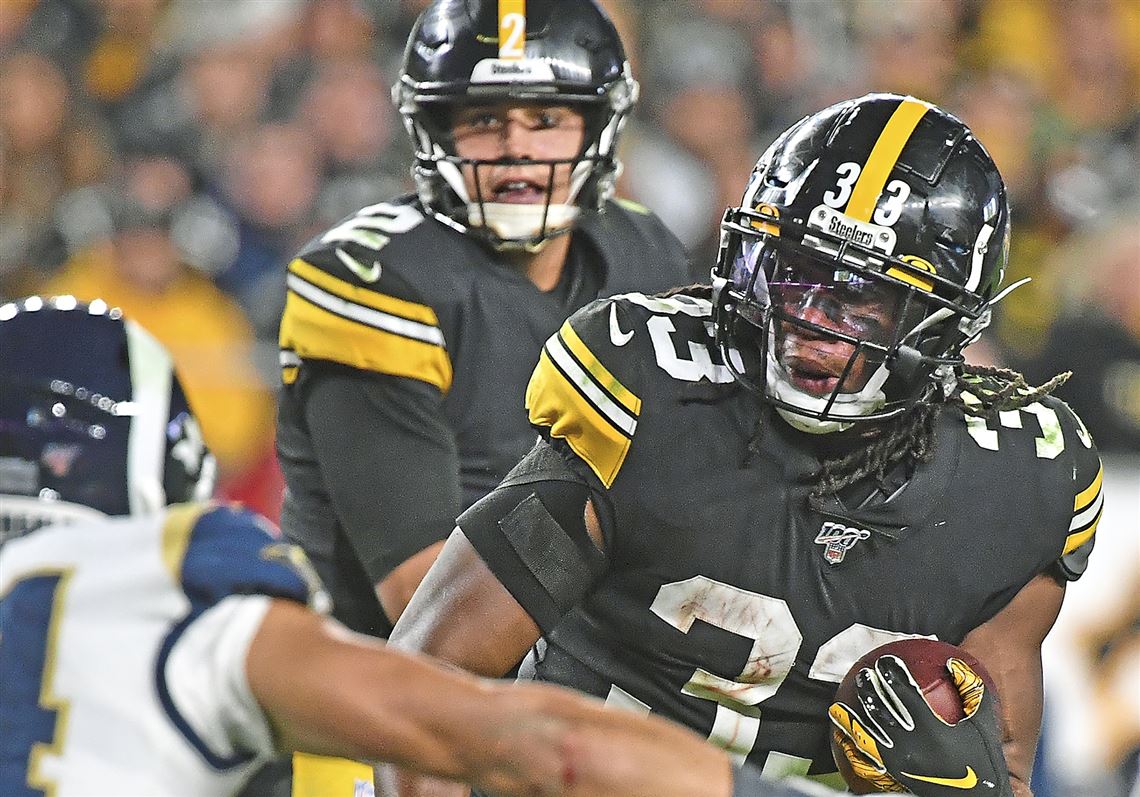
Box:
[247,598,737,797]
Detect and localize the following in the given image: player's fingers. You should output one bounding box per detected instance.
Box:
[947,658,988,721]
[828,701,891,765]
[855,662,913,732]
[870,655,928,729]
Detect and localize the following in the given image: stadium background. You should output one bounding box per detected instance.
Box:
[1,0,1137,794]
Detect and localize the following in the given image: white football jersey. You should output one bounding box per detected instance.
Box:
[0,502,326,797]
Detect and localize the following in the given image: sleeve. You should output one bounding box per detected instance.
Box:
[298,365,462,583]
[457,439,608,633]
[278,244,452,393]
[164,503,329,611]
[524,297,645,489]
[164,594,278,761]
[1053,400,1103,581]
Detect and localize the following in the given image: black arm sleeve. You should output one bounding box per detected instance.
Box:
[289,363,462,584]
[457,439,608,633]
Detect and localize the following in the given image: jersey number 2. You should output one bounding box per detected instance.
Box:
[0,571,70,797]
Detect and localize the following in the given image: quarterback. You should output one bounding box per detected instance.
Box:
[391,94,1103,797]
[275,0,691,641]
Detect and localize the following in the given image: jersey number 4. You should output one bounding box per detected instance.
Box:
[0,571,70,797]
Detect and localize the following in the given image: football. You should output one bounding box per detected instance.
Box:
[829,638,997,794]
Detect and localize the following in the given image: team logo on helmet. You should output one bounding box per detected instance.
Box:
[814,521,872,564]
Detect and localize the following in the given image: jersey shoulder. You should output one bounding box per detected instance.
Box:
[585,199,693,294]
[949,387,1103,579]
[279,197,454,392]
[1043,394,1103,579]
[525,291,726,488]
[164,502,330,612]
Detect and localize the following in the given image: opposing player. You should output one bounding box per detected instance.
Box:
[275,0,690,641]
[0,296,846,797]
[389,94,1104,796]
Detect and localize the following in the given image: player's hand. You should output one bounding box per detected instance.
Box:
[828,655,1013,797]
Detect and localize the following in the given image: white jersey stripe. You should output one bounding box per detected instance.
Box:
[286,273,445,347]
[545,334,638,436]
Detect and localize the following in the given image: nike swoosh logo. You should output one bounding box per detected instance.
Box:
[901,766,979,789]
[609,303,634,346]
[335,248,382,283]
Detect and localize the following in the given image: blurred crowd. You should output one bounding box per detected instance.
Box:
[1,0,1138,794]
[4,0,1139,491]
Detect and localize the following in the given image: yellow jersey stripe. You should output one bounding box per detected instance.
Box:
[162,503,209,585]
[845,98,930,222]
[526,351,633,488]
[288,258,439,328]
[1063,514,1100,556]
[558,320,642,416]
[1074,464,1103,511]
[292,753,372,797]
[280,291,453,392]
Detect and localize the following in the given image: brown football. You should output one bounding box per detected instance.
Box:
[829,638,997,794]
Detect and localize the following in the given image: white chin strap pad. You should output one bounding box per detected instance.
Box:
[766,351,889,435]
[468,202,580,242]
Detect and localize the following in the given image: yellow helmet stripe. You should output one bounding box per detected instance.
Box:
[499,0,526,60]
[845,98,930,222]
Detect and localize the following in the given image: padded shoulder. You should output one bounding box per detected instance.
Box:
[163,503,330,612]
[279,199,453,392]
[524,292,720,487]
[1050,397,1103,580]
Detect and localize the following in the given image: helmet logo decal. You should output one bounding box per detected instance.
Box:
[889,255,936,292]
[498,0,526,60]
[844,98,929,222]
[807,205,897,256]
[814,521,872,564]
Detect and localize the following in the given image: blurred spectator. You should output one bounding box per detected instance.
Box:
[296,56,410,225]
[36,155,277,495]
[0,0,100,78]
[850,0,963,103]
[623,3,759,269]
[0,50,114,293]
[216,122,324,338]
[1020,211,1140,453]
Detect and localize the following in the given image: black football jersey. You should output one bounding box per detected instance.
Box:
[275,195,692,636]
[466,291,1103,786]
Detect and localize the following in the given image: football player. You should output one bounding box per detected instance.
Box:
[275,0,690,641]
[388,94,1104,797]
[0,296,844,797]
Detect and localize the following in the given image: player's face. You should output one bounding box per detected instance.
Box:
[771,259,904,397]
[450,103,586,206]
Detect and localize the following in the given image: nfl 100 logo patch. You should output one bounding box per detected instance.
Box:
[814,521,871,564]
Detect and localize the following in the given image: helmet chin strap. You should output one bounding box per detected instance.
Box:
[766,350,890,435]
[467,202,580,248]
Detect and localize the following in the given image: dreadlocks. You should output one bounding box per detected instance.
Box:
[810,365,1072,498]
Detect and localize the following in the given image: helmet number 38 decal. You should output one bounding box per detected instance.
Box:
[822,161,912,228]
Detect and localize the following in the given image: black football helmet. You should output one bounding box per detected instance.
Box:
[712,93,1010,434]
[0,296,215,537]
[393,0,638,250]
